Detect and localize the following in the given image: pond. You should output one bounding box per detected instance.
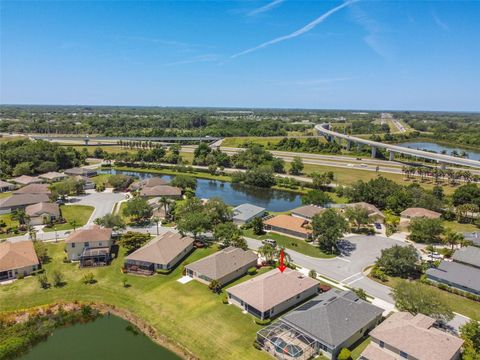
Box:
[19,315,181,360]
[100,169,302,212]
[397,141,480,161]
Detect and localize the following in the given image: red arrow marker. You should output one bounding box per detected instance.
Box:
[278,249,287,273]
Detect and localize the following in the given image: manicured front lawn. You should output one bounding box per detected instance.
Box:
[43,205,94,232]
[351,337,371,359]
[443,220,478,233]
[244,229,335,259]
[0,213,25,239]
[0,243,271,360]
[372,276,480,321]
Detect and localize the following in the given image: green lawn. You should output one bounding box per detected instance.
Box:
[443,221,478,233]
[112,166,232,182]
[92,174,112,187]
[351,337,371,359]
[0,213,24,239]
[376,276,480,321]
[244,229,335,259]
[0,191,12,199]
[44,205,94,232]
[0,243,271,360]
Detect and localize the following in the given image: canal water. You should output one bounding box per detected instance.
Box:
[397,141,480,161]
[19,315,181,360]
[100,169,302,212]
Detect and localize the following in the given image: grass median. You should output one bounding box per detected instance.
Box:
[44,205,94,232]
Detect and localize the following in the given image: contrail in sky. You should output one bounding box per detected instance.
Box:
[232,0,357,58]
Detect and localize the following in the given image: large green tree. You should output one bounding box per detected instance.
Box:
[122,197,153,223]
[376,245,419,278]
[311,209,348,254]
[408,218,444,244]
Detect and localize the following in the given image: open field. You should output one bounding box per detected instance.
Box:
[0,243,271,360]
[43,205,94,232]
[244,229,335,259]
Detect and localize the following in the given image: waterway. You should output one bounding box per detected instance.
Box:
[397,141,480,161]
[100,169,302,212]
[19,315,181,360]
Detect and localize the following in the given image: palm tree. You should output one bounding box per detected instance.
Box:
[69,219,79,231]
[12,209,29,226]
[258,244,276,265]
[158,197,170,217]
[443,230,464,250]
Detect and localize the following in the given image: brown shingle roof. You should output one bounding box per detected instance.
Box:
[11,175,42,185]
[125,231,193,265]
[185,247,257,280]
[291,205,324,219]
[264,215,312,235]
[14,183,51,195]
[400,207,441,219]
[0,193,51,209]
[227,268,318,312]
[65,225,113,244]
[0,240,39,272]
[25,202,60,217]
[366,312,463,360]
[140,185,182,197]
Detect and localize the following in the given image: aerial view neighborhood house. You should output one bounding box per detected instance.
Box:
[65,226,114,267]
[124,231,194,274]
[232,203,266,225]
[25,202,60,225]
[290,205,324,221]
[0,240,40,281]
[185,246,257,286]
[264,214,312,239]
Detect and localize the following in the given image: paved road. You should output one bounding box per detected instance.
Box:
[70,190,127,223]
[246,234,405,303]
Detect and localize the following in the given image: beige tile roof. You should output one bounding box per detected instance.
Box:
[291,205,324,219]
[0,193,51,209]
[14,183,51,195]
[39,172,68,180]
[140,185,182,197]
[347,202,385,218]
[400,207,441,219]
[264,215,312,235]
[25,202,60,217]
[130,177,170,190]
[368,312,463,360]
[185,247,257,280]
[0,180,14,189]
[0,240,39,272]
[65,225,113,244]
[227,268,318,312]
[11,175,42,185]
[361,343,397,360]
[125,231,193,265]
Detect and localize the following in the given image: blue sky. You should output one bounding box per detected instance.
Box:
[1,0,479,111]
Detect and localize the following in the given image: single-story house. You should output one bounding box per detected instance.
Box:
[345,202,385,224]
[227,268,319,320]
[11,175,42,186]
[25,202,61,225]
[0,180,15,193]
[400,207,441,220]
[39,171,68,182]
[72,175,95,190]
[124,231,194,274]
[65,225,113,267]
[0,193,51,214]
[64,167,97,177]
[452,246,480,269]
[130,177,170,191]
[464,232,480,247]
[185,246,258,286]
[426,260,480,295]
[257,290,383,360]
[0,240,40,281]
[290,205,324,221]
[232,203,266,225]
[139,185,182,199]
[361,312,463,360]
[264,214,312,239]
[13,183,51,195]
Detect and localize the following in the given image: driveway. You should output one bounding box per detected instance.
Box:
[246,235,406,302]
[69,191,127,223]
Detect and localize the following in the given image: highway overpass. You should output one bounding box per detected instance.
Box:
[30,135,221,145]
[315,123,480,169]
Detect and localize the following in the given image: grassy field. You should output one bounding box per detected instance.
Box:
[443,221,478,233]
[44,205,94,232]
[0,191,12,199]
[301,163,459,195]
[244,229,335,259]
[376,276,480,321]
[0,213,23,239]
[0,243,271,360]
